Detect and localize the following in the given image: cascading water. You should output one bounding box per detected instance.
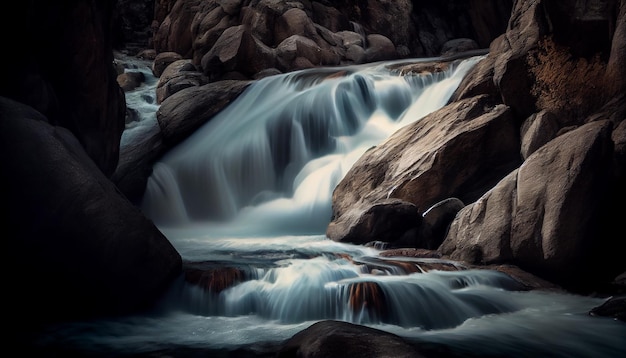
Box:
[31,55,625,357]
[141,57,478,239]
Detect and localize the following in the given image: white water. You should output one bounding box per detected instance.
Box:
[33,55,625,357]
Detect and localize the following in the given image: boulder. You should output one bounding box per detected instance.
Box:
[155,59,208,104]
[157,79,251,146]
[327,198,421,245]
[327,95,520,245]
[277,320,426,358]
[441,120,622,291]
[364,34,397,63]
[152,0,199,58]
[274,8,318,45]
[200,25,276,80]
[1,0,126,177]
[152,51,183,77]
[1,97,182,325]
[440,38,479,57]
[117,70,146,91]
[519,110,559,159]
[112,119,165,204]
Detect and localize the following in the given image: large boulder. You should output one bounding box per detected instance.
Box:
[327,95,520,244]
[1,97,182,325]
[277,320,426,358]
[156,79,251,146]
[440,119,623,292]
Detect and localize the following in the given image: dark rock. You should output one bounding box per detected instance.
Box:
[1,97,182,325]
[0,0,126,177]
[590,295,626,322]
[327,198,421,245]
[421,198,465,248]
[277,320,426,358]
[440,38,479,57]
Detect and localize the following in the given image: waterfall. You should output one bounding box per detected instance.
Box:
[141,57,483,241]
[28,55,625,358]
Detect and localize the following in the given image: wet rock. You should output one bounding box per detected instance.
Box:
[590,295,626,322]
[328,95,519,246]
[185,267,246,293]
[277,320,426,358]
[327,198,421,245]
[347,282,387,320]
[117,71,146,91]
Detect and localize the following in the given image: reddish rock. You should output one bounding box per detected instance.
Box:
[152,51,183,77]
[347,282,387,320]
[185,267,245,293]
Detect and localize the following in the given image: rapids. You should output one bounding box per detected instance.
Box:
[30,54,626,357]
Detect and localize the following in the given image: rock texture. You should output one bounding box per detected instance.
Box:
[1,0,126,177]
[1,97,182,325]
[327,95,520,247]
[328,0,626,293]
[277,320,426,358]
[0,0,182,328]
[146,0,513,81]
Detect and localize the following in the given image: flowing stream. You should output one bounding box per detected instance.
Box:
[32,55,626,357]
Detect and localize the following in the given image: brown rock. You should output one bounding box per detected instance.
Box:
[328,95,520,245]
[520,110,559,159]
[327,198,421,245]
[153,0,199,58]
[155,59,207,104]
[200,25,276,80]
[347,282,387,320]
[112,119,165,204]
[152,51,183,77]
[117,71,146,91]
[157,79,251,146]
[364,34,397,63]
[274,8,318,46]
[185,267,245,293]
[440,38,479,57]
[441,120,621,291]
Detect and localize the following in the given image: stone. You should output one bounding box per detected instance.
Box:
[1,97,182,325]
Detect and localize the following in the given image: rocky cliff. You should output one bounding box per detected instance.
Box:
[0,0,182,329]
[328,0,626,294]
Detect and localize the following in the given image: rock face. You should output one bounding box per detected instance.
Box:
[0,0,183,327]
[1,97,182,325]
[328,0,626,293]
